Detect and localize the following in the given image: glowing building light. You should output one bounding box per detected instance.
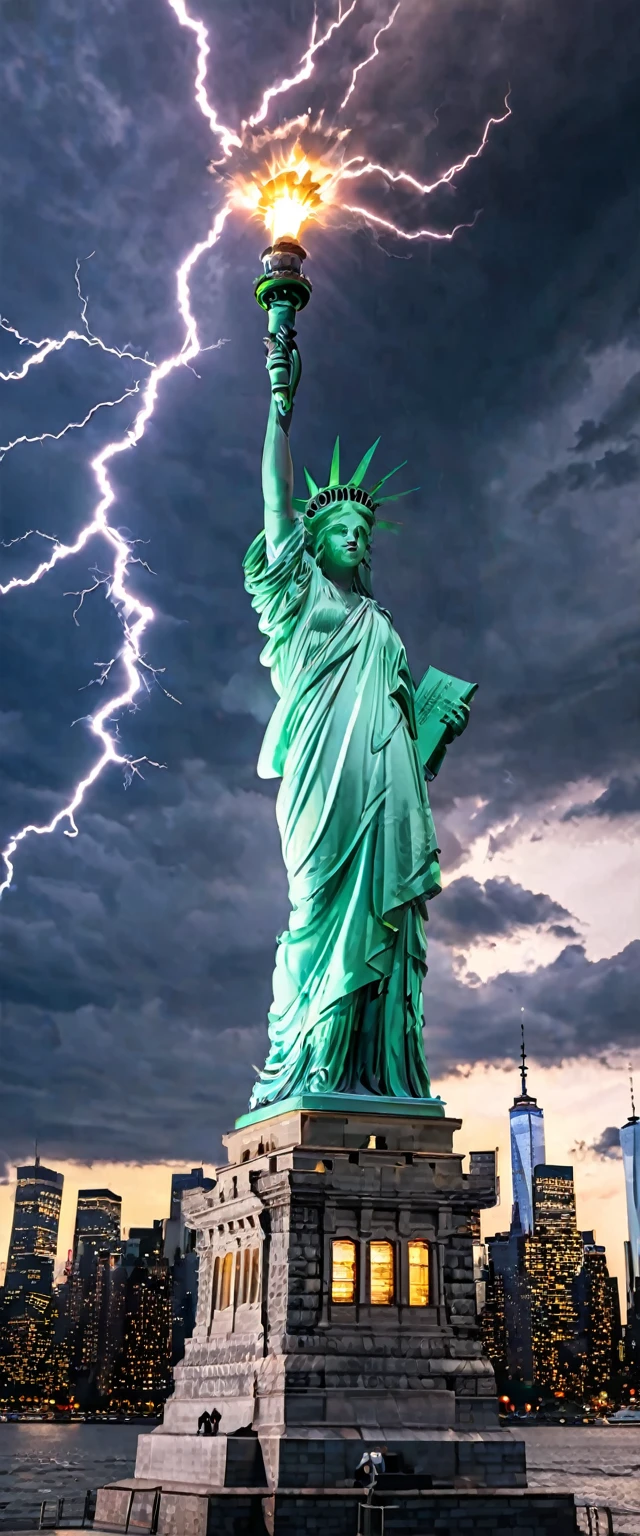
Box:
[331,1238,356,1303]
[370,1240,394,1305]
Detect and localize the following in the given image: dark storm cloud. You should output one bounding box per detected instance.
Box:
[575,371,640,451]
[425,938,640,1078]
[590,1126,623,1160]
[433,876,574,947]
[563,774,640,821]
[1,0,639,1165]
[525,448,640,515]
[570,1125,622,1162]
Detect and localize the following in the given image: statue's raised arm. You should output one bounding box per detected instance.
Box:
[262,326,300,555]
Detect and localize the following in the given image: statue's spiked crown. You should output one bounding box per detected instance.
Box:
[292,437,417,533]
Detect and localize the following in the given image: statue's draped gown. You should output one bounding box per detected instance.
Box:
[244,520,442,1109]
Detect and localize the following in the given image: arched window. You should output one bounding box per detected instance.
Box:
[331,1238,356,1303]
[249,1246,261,1304]
[239,1248,251,1305]
[210,1256,221,1323]
[369,1240,394,1305]
[219,1251,235,1310]
[408,1240,430,1306]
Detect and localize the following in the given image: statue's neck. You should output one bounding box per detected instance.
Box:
[321,556,356,594]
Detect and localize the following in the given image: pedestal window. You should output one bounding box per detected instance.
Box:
[249,1246,260,1304]
[369,1240,394,1304]
[408,1240,430,1306]
[210,1256,221,1321]
[219,1251,235,1310]
[331,1238,356,1303]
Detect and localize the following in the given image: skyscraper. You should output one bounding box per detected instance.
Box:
[1,1156,64,1407]
[509,1019,546,1234]
[575,1233,615,1396]
[525,1165,584,1391]
[6,1157,64,1270]
[164,1169,215,1367]
[5,1157,64,1304]
[620,1074,640,1312]
[72,1189,122,1259]
[169,1168,215,1227]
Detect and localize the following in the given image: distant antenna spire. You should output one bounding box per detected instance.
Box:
[520,1009,528,1097]
[630,1062,637,1121]
[34,1137,39,1169]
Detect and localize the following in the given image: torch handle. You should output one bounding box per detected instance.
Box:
[265,300,300,415]
[255,242,311,417]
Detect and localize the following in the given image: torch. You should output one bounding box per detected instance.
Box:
[249,156,326,412]
[254,240,312,412]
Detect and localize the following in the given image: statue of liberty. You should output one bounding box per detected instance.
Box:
[244,317,469,1112]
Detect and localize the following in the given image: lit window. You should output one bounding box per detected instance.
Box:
[370,1241,394,1305]
[219,1252,235,1310]
[408,1241,430,1306]
[331,1239,356,1303]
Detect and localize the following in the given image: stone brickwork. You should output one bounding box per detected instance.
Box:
[123,1104,533,1497]
[152,1107,502,1474]
[95,1483,578,1536]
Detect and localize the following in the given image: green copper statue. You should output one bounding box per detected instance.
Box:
[244,271,469,1112]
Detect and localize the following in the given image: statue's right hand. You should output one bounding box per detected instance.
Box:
[264,328,301,413]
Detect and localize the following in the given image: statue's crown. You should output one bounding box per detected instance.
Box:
[292,438,417,528]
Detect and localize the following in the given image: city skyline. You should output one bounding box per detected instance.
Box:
[0,1055,631,1306]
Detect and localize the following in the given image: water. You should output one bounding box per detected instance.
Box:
[0,1423,152,1530]
[0,1423,638,1532]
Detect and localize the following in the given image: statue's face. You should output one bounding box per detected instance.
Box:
[321,507,370,572]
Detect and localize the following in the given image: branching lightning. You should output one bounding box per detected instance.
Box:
[335,94,511,194]
[1,0,511,894]
[339,3,400,111]
[0,384,141,461]
[0,201,231,895]
[245,0,359,129]
[340,204,480,241]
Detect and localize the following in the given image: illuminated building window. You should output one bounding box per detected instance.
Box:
[408,1241,430,1306]
[219,1252,235,1310]
[249,1247,260,1304]
[331,1239,356,1303]
[369,1241,394,1305]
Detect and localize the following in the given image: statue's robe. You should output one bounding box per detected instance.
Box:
[244,520,441,1108]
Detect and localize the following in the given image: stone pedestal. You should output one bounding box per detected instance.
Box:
[94,1101,583,1532]
[138,1102,520,1488]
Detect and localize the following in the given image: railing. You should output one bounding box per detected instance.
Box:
[38,1490,96,1529]
[576,1508,615,1535]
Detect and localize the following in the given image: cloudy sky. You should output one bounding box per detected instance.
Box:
[0,0,638,1297]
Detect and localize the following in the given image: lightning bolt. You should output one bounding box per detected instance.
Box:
[165,0,241,156]
[339,3,400,112]
[1,0,510,894]
[0,384,140,460]
[336,94,511,195]
[342,205,480,240]
[0,202,231,896]
[245,0,359,129]
[0,320,153,383]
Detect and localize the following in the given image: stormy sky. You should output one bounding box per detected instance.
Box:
[0,0,638,1255]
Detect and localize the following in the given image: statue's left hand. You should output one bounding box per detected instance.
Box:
[441,701,470,741]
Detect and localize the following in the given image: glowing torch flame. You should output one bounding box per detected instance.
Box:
[233,149,332,242]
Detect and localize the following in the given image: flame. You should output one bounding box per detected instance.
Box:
[233,147,333,242]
